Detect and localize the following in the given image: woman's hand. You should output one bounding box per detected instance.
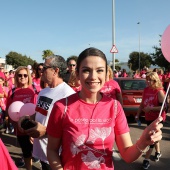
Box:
[142,106,152,113]
[140,116,163,146]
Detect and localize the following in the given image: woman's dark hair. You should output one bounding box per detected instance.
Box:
[76,47,107,73]
[66,56,78,65]
[35,63,43,79]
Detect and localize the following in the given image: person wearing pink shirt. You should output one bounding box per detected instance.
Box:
[121,69,128,77]
[113,70,118,78]
[0,67,5,80]
[136,72,166,169]
[4,70,14,90]
[133,69,141,78]
[0,139,18,170]
[68,71,81,92]
[46,47,163,170]
[101,65,123,105]
[0,77,9,132]
[32,63,43,94]
[6,66,37,170]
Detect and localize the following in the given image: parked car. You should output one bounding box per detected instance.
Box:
[114,77,147,117]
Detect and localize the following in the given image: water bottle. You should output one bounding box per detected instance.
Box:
[137,120,141,126]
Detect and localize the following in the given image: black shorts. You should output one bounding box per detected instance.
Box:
[17,135,33,158]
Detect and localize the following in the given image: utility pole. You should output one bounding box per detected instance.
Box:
[112,0,116,70]
[137,22,141,71]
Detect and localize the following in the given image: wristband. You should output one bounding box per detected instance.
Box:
[136,141,150,154]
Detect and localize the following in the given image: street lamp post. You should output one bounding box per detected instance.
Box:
[137,22,141,71]
[112,0,115,71]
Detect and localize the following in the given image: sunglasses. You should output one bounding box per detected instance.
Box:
[38,68,43,71]
[43,65,53,70]
[18,74,28,78]
[69,64,76,67]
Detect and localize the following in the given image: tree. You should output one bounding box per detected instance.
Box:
[115,59,119,63]
[150,43,170,70]
[128,51,152,71]
[42,50,54,60]
[6,51,37,69]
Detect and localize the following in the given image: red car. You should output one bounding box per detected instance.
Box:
[114,77,147,116]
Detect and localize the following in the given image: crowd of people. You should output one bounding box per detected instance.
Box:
[0,47,167,170]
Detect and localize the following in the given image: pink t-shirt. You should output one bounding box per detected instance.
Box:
[5,77,14,90]
[6,87,37,135]
[0,71,5,79]
[142,87,166,121]
[100,79,121,100]
[32,77,42,93]
[72,86,81,92]
[121,72,127,77]
[0,86,9,111]
[47,93,129,170]
[0,139,18,170]
[133,74,141,78]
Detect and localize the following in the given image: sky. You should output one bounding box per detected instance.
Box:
[0,0,170,63]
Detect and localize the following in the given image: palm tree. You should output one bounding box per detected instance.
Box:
[42,50,54,60]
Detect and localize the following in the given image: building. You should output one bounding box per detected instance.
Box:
[0,58,14,71]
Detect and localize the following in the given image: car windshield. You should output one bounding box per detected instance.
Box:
[121,80,146,90]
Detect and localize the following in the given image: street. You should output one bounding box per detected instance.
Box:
[113,114,170,170]
[0,114,170,170]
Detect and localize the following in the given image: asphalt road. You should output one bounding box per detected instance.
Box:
[113,114,170,170]
[1,114,170,170]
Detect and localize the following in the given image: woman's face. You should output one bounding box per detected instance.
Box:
[146,77,155,87]
[17,69,29,86]
[38,65,43,76]
[77,56,106,94]
[68,59,76,72]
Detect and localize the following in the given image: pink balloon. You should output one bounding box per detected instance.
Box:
[8,101,24,121]
[161,25,170,62]
[19,103,36,117]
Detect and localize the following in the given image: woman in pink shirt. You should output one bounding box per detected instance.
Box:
[6,66,37,170]
[136,72,166,169]
[47,48,163,170]
[32,63,43,94]
[133,69,141,78]
[100,65,123,105]
[68,71,81,92]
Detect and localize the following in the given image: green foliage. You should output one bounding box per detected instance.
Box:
[115,65,121,71]
[151,46,170,70]
[128,51,152,71]
[42,50,54,60]
[6,51,37,69]
[115,59,119,63]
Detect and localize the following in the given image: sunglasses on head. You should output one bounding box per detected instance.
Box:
[69,64,76,67]
[18,74,28,78]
